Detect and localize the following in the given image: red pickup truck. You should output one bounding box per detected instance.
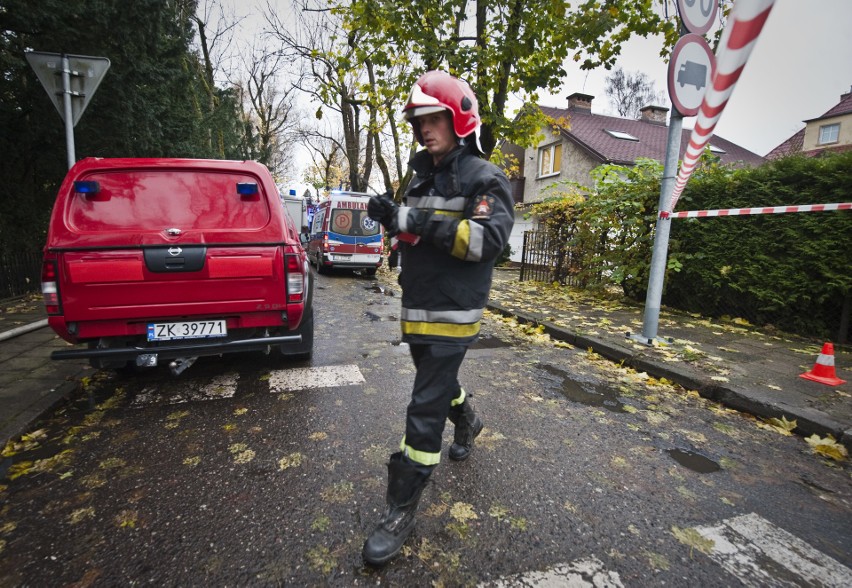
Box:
[42,158,314,375]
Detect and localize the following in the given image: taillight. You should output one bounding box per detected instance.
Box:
[284,253,304,303]
[41,259,61,315]
[322,234,329,252]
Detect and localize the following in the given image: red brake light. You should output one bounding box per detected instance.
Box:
[284,253,304,303]
[41,260,61,314]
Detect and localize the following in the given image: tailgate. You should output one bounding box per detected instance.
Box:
[58,246,287,322]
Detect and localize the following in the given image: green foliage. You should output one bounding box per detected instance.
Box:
[336,0,677,157]
[666,152,852,339]
[530,158,665,294]
[529,151,851,339]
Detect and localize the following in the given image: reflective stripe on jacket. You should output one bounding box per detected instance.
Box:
[398,144,515,345]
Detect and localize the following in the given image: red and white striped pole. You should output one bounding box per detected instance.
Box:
[665,0,776,215]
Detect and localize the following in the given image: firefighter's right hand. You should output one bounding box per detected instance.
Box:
[368,193,399,232]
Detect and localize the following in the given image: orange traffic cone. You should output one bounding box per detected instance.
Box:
[800,342,846,386]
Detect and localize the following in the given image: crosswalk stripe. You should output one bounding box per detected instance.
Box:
[695,513,852,587]
[478,556,623,587]
[267,364,365,392]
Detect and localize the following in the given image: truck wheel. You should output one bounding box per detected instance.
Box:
[279,307,314,361]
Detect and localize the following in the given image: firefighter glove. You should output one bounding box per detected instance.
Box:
[405,209,433,236]
[368,193,400,233]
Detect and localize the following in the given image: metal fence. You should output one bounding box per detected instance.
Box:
[519,229,580,286]
[0,250,41,300]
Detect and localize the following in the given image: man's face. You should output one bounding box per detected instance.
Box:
[416,111,456,164]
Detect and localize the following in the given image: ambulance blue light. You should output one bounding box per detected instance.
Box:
[73,180,100,194]
[289,189,297,196]
[237,182,258,195]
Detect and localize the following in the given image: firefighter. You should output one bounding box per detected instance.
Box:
[364,70,515,565]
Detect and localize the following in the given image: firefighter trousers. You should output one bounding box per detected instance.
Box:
[400,342,468,466]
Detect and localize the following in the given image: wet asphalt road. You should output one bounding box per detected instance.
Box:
[0,270,850,586]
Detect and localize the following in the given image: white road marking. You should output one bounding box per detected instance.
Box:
[479,556,623,587]
[695,512,852,587]
[131,373,240,406]
[267,364,365,392]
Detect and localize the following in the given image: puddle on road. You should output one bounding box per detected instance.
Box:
[539,364,626,413]
[666,448,720,473]
[469,334,512,350]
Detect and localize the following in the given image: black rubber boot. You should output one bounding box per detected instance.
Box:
[448,400,483,461]
[362,452,432,566]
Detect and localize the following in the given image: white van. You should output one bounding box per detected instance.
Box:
[306,191,383,275]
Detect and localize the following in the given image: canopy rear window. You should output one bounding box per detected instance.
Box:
[68,169,271,232]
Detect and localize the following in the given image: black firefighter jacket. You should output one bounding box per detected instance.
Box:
[396,143,515,345]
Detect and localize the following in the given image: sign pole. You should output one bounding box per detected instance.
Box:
[61,54,76,169]
[633,109,683,344]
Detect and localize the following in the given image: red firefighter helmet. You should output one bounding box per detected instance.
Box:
[403,70,483,152]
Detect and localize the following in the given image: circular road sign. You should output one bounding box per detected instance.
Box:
[667,33,715,117]
[677,0,719,35]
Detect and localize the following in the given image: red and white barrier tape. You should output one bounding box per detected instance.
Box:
[667,0,776,213]
[660,202,852,219]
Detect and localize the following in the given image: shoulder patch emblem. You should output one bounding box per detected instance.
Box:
[472,195,495,219]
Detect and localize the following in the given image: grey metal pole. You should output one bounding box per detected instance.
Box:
[61,54,75,169]
[635,109,683,344]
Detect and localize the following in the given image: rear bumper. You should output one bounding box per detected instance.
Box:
[51,334,301,362]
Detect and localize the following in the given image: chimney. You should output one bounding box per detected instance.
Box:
[640,104,669,125]
[567,92,594,110]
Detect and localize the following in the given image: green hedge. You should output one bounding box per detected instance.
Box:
[665,152,852,340]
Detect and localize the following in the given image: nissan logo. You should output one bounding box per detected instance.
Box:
[168,247,183,257]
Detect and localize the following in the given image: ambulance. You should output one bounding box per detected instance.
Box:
[307,191,383,275]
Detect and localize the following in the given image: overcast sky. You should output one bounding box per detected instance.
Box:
[540,0,852,157]
[227,0,852,159]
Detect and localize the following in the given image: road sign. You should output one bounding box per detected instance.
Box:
[677,0,719,35]
[25,51,110,127]
[667,34,715,117]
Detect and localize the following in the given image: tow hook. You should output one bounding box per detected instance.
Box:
[169,357,197,376]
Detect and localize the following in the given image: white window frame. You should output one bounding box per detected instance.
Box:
[604,129,639,141]
[538,142,562,178]
[819,123,840,145]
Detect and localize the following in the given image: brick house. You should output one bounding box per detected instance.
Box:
[766,88,852,159]
[501,92,765,261]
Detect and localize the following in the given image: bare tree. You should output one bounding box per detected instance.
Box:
[604,67,667,119]
[239,44,300,177]
[263,0,403,195]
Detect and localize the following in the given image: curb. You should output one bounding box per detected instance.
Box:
[486,301,851,450]
[0,379,80,447]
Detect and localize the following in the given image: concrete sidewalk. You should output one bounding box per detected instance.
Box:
[2,276,850,450]
[0,294,92,445]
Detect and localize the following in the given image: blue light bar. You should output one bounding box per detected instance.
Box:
[289,189,297,196]
[237,182,258,195]
[74,180,100,194]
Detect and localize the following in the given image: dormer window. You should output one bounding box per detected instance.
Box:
[605,129,639,141]
[819,123,840,145]
[538,142,562,178]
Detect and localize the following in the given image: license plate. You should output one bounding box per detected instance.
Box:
[147,319,227,341]
[332,254,351,261]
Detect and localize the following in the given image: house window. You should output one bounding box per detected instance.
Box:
[604,129,639,141]
[819,123,840,145]
[538,143,562,177]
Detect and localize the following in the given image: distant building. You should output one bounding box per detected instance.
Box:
[766,87,852,159]
[500,93,765,261]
